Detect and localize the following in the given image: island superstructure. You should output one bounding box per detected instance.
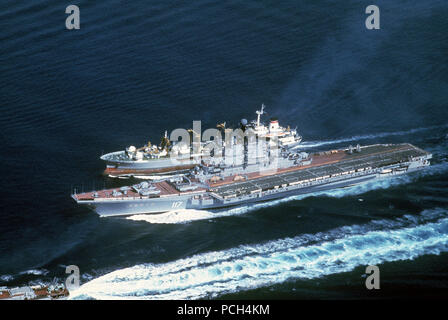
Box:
[101,105,302,177]
[73,142,432,217]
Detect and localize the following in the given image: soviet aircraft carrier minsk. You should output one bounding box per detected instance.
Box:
[72,143,432,217]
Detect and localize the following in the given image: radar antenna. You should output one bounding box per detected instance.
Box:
[188,128,201,136]
[159,130,171,150]
[216,122,226,130]
[256,104,266,127]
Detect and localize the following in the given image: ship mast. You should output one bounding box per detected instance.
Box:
[160,130,171,150]
[256,104,265,127]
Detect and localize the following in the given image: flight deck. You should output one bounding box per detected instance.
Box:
[212,143,430,199]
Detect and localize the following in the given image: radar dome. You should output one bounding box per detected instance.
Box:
[240,118,248,126]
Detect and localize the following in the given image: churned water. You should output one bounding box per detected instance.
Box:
[1,0,448,299]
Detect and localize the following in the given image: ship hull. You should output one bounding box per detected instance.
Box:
[104,164,197,177]
[81,166,422,217]
[101,151,199,177]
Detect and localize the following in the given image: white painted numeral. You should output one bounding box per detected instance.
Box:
[172,201,182,209]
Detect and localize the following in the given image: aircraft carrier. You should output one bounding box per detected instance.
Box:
[73,142,432,217]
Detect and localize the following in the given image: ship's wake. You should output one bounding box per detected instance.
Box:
[127,209,217,224]
[126,160,448,225]
[70,208,448,300]
[298,124,448,149]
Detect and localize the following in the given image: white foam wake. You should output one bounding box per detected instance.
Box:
[71,208,448,300]
[127,209,216,224]
[126,161,447,224]
[19,269,49,276]
[299,124,447,149]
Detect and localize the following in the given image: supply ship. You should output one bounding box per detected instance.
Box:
[73,142,432,217]
[101,105,302,177]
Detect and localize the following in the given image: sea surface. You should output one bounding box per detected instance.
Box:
[1,0,448,299]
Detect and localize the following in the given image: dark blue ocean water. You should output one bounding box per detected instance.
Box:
[1,0,448,299]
